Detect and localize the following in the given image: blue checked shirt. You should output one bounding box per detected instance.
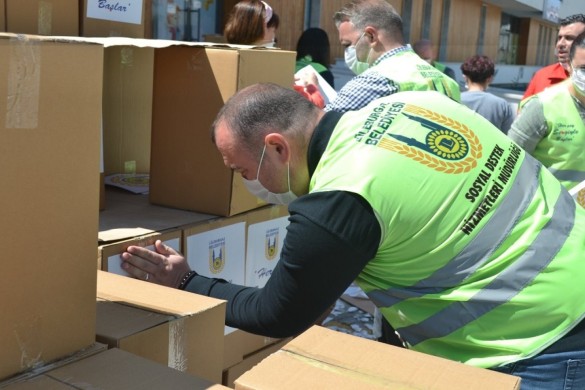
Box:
[325,45,412,113]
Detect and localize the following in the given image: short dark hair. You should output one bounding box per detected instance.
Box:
[333,0,403,43]
[560,14,585,27]
[296,28,331,67]
[460,55,495,83]
[570,31,585,61]
[211,84,319,153]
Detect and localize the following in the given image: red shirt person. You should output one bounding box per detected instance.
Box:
[523,14,585,100]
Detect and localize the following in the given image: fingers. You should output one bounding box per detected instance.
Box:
[154,240,179,256]
[121,245,165,281]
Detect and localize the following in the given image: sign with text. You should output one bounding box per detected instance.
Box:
[86,0,144,25]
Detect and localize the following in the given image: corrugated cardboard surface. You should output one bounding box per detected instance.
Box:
[234,326,521,390]
[5,0,79,36]
[99,187,217,243]
[223,330,285,371]
[6,349,218,389]
[98,228,182,271]
[0,33,102,381]
[102,45,154,175]
[96,271,227,383]
[0,0,5,32]
[149,46,295,216]
[81,0,152,39]
[223,338,290,388]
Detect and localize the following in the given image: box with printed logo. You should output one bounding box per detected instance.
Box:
[244,204,290,288]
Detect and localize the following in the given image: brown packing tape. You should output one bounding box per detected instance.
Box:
[278,349,418,390]
[6,36,40,129]
[38,1,53,35]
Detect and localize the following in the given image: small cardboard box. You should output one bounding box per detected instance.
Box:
[149,46,296,216]
[82,0,152,38]
[5,0,79,36]
[96,271,227,383]
[98,228,182,274]
[2,348,229,389]
[234,326,522,390]
[0,33,103,381]
[244,205,289,288]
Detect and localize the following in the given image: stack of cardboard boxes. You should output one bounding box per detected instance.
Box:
[0,3,522,389]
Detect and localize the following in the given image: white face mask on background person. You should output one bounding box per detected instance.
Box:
[243,144,298,205]
[572,66,585,96]
[344,32,371,75]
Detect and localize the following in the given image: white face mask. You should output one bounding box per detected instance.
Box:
[572,66,585,96]
[344,32,371,75]
[243,144,298,205]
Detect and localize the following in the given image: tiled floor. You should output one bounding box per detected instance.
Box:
[321,297,378,341]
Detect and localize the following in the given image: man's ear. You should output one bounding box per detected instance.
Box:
[265,133,290,163]
[363,26,378,45]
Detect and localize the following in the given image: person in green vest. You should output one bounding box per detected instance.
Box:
[301,0,460,113]
[122,82,585,389]
[413,39,457,82]
[509,31,585,190]
[295,28,335,88]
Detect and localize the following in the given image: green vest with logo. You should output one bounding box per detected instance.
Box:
[531,81,585,189]
[309,90,585,368]
[371,50,460,102]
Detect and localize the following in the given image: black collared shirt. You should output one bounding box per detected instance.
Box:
[185,112,381,338]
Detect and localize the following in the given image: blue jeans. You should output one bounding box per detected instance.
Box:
[491,321,585,389]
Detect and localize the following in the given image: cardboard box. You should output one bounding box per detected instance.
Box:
[102,41,154,175]
[244,205,289,288]
[0,33,103,381]
[183,215,248,285]
[0,0,5,32]
[96,271,227,383]
[5,0,79,36]
[223,338,290,388]
[234,326,521,390]
[149,46,296,216]
[98,228,182,274]
[223,330,286,371]
[2,348,230,389]
[82,0,152,38]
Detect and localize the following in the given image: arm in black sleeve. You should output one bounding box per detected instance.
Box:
[183,190,381,338]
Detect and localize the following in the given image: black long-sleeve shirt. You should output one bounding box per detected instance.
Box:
[184,112,382,338]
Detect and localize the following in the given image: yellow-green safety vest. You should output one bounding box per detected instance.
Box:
[371,49,461,102]
[310,90,585,368]
[531,80,585,189]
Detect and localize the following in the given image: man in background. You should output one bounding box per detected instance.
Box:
[522,14,585,100]
[413,39,457,82]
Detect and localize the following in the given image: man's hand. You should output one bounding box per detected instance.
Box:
[121,240,191,288]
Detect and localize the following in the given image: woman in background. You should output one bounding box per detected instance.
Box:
[295,28,335,88]
[224,0,279,47]
[460,55,515,134]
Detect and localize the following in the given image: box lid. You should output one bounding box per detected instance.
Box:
[234,326,521,390]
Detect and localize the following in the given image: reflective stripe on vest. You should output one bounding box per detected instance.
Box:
[395,187,575,346]
[368,154,541,309]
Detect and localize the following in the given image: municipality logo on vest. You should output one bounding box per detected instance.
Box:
[379,104,482,173]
